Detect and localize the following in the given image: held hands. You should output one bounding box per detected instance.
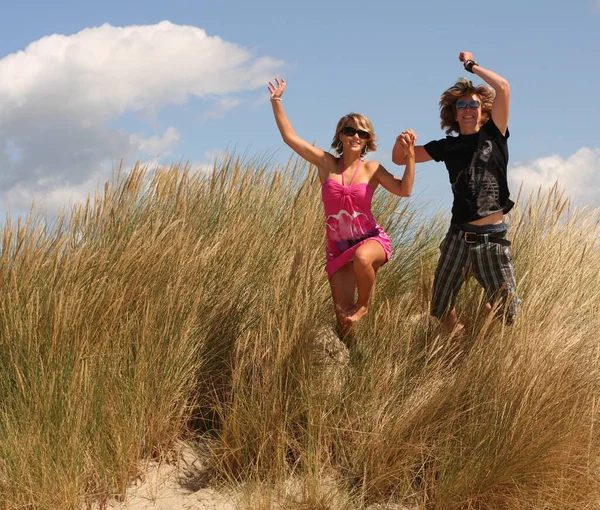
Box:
[396,129,417,159]
[268,78,286,100]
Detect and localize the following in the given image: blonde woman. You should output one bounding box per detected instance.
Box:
[268,78,416,333]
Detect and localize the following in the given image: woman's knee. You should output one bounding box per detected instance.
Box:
[353,242,385,269]
[352,250,372,269]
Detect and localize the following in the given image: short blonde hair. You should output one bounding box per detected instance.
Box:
[331,113,378,157]
[439,78,495,135]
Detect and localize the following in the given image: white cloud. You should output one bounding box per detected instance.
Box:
[202,97,243,120]
[6,175,105,215]
[188,149,230,175]
[130,127,181,155]
[509,147,600,207]
[0,21,284,213]
[137,149,228,179]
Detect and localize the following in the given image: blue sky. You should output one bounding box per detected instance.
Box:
[0,0,599,217]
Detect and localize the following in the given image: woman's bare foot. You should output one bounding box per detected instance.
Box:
[347,305,368,325]
[336,318,351,336]
[335,304,354,334]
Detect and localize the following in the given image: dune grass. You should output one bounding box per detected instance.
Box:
[0,158,598,509]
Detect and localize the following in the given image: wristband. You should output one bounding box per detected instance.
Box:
[270,97,282,102]
[463,60,479,73]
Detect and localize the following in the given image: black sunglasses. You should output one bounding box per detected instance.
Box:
[342,126,370,140]
[456,100,481,110]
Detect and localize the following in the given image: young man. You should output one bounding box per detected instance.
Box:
[393,51,519,332]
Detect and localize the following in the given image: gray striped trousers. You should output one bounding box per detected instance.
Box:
[431,227,519,324]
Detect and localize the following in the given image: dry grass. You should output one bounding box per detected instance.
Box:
[0,158,598,509]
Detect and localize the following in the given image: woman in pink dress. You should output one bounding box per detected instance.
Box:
[268,78,417,332]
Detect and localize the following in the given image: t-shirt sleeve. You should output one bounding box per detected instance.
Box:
[423,139,446,162]
[483,117,510,140]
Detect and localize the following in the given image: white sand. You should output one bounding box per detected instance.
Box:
[107,442,235,510]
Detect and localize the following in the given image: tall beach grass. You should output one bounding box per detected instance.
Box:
[0,157,598,509]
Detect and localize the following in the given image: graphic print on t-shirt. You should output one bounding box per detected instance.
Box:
[451,137,501,218]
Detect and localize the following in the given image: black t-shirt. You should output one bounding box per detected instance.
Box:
[424,118,514,224]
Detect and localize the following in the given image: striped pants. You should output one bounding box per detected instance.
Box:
[431,226,519,324]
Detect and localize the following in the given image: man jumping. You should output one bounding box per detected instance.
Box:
[393,51,519,332]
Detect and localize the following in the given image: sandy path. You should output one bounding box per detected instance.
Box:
[107,443,235,510]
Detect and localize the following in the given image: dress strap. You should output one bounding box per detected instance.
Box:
[340,158,362,186]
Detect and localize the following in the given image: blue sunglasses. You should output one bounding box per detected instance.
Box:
[456,100,481,110]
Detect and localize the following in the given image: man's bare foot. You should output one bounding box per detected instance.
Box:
[441,317,461,333]
[448,322,466,340]
[347,305,368,325]
[440,311,465,339]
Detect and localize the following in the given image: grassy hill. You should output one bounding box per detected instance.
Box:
[0,158,599,509]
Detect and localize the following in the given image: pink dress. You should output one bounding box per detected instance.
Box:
[321,159,392,279]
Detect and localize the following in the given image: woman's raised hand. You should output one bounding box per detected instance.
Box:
[268,78,286,100]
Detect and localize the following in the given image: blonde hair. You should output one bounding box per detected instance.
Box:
[439,78,495,135]
[331,113,378,157]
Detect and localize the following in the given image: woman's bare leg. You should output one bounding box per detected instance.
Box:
[329,263,356,334]
[347,240,387,325]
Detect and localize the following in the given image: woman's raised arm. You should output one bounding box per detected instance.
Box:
[268,78,333,172]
